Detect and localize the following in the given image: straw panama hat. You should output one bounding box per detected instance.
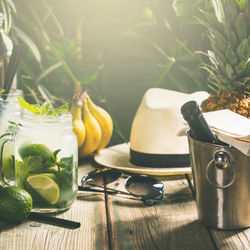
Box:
[95,88,209,173]
[129,88,209,167]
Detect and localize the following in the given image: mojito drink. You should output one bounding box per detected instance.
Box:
[16,143,78,212]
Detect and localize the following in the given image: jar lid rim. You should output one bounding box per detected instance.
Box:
[21,111,72,122]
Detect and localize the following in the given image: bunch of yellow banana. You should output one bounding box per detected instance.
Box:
[71,94,86,147]
[71,91,113,158]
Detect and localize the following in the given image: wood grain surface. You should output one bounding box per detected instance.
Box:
[0,159,109,250]
[0,159,249,250]
[106,175,215,250]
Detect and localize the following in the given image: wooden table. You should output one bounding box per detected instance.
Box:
[0,159,249,250]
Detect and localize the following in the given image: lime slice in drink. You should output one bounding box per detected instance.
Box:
[26,174,60,205]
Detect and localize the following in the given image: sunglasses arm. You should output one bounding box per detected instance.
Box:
[78,186,118,195]
[86,183,134,196]
[79,184,163,206]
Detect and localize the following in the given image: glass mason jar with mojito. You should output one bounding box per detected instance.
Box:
[15,111,78,213]
[0,89,23,184]
[0,99,78,213]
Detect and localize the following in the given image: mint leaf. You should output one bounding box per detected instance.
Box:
[18,97,69,116]
[52,149,61,160]
[8,120,20,126]
[59,156,73,171]
[8,120,22,134]
[46,103,69,116]
[18,97,42,115]
[16,155,44,187]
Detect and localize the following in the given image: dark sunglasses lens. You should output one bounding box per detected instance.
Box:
[82,169,123,186]
[125,175,164,199]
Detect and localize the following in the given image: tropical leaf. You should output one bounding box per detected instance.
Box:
[6,0,15,13]
[41,0,64,36]
[103,25,207,140]
[81,69,100,85]
[13,26,41,63]
[1,0,12,33]
[236,0,249,11]
[35,62,62,85]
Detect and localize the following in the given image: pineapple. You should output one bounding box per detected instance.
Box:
[199,0,250,118]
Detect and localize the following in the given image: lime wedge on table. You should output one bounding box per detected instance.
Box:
[26,174,60,205]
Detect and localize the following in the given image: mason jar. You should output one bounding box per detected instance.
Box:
[13,111,78,213]
[0,89,23,183]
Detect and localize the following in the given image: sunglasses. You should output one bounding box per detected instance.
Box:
[78,168,165,206]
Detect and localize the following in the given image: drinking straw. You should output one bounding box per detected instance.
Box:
[28,212,81,229]
[2,44,26,99]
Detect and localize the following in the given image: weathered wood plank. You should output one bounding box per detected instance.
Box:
[107,175,215,250]
[0,160,108,250]
[210,229,250,250]
[186,174,250,250]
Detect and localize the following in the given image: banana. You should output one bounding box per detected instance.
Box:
[78,99,102,158]
[86,95,113,151]
[71,96,86,148]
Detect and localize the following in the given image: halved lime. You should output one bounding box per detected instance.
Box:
[26,174,60,205]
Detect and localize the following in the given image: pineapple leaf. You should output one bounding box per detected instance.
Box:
[207,50,219,68]
[213,48,227,67]
[235,61,247,76]
[224,0,240,24]
[243,76,250,84]
[201,65,223,83]
[208,82,219,92]
[211,0,225,24]
[225,64,235,79]
[236,38,249,61]
[198,9,223,32]
[208,28,228,53]
[225,43,239,66]
[224,23,238,48]
[234,13,247,41]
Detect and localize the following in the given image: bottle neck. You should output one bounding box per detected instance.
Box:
[187,115,217,144]
[181,100,217,144]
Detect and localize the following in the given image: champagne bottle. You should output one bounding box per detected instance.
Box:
[181,100,217,143]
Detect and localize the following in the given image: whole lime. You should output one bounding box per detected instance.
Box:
[0,186,33,224]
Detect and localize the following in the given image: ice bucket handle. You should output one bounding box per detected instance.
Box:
[205,150,235,189]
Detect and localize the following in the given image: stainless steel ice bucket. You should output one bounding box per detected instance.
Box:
[186,130,250,229]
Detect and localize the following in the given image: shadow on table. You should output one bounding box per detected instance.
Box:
[109,191,194,208]
[111,218,215,250]
[77,193,104,202]
[0,221,17,231]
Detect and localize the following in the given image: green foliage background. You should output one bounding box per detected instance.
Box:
[1,0,212,144]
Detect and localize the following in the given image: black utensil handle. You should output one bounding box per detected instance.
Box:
[28,212,80,229]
